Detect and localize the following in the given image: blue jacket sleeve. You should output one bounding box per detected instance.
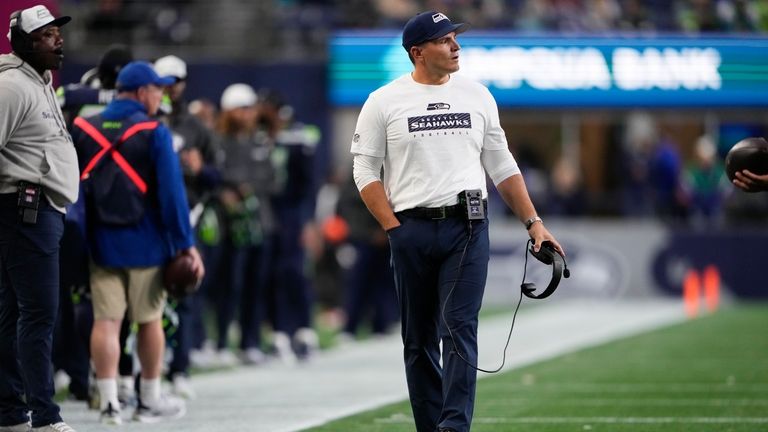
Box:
[152,125,195,252]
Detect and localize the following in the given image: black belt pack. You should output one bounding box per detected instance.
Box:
[17,181,42,224]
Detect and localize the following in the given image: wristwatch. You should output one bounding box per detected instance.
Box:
[524,216,543,230]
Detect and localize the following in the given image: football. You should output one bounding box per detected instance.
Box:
[163,254,200,299]
[725,137,768,183]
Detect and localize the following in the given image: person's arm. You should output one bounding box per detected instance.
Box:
[353,153,400,231]
[733,169,768,192]
[153,126,195,248]
[0,82,24,151]
[359,181,400,232]
[153,126,205,278]
[478,87,564,255]
[495,174,565,256]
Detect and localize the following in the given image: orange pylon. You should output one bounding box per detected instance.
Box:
[703,265,721,312]
[683,270,701,318]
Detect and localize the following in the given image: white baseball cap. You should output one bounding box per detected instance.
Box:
[6,5,71,41]
[154,55,187,81]
[220,83,257,110]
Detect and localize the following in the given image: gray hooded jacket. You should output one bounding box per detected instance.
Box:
[0,53,78,212]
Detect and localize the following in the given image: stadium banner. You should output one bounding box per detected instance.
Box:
[329,31,768,108]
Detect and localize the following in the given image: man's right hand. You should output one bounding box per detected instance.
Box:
[734,170,768,192]
[183,246,205,281]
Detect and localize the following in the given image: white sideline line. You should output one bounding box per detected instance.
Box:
[490,383,768,393]
[480,398,768,407]
[478,417,768,424]
[376,415,768,425]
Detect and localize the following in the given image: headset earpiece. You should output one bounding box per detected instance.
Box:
[521,240,568,299]
[521,282,536,294]
[9,10,34,55]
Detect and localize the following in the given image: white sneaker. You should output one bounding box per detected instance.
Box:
[242,348,266,365]
[171,374,196,400]
[99,402,122,425]
[133,395,186,423]
[30,422,76,432]
[189,347,216,369]
[272,332,297,365]
[214,349,239,367]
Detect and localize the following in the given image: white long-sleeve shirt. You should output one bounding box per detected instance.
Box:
[351,73,519,212]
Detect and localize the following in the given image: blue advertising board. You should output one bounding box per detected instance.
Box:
[329,31,768,108]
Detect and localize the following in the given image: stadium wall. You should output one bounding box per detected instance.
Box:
[484,219,768,306]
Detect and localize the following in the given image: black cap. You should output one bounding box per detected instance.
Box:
[401,11,469,51]
[98,44,133,89]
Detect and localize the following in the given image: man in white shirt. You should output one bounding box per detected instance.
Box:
[351,10,565,432]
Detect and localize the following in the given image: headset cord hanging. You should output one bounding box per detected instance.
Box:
[441,223,527,374]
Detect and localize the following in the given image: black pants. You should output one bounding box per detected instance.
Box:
[0,193,64,427]
[388,215,489,432]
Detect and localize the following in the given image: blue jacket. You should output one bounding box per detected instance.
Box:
[75,99,194,267]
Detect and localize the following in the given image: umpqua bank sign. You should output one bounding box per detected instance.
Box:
[329,32,768,108]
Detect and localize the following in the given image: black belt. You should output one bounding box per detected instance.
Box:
[397,200,487,220]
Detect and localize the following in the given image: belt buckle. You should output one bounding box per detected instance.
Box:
[431,207,446,220]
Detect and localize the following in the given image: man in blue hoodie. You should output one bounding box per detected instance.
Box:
[70,61,204,425]
[0,5,79,432]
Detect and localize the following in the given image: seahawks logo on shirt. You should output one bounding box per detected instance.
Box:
[408,113,471,132]
[427,102,450,111]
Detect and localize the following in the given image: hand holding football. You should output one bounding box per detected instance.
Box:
[163,254,201,299]
[725,137,768,183]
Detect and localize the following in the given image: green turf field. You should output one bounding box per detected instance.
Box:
[304,303,768,432]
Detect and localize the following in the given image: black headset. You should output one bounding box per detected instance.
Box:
[443,229,571,374]
[9,10,34,55]
[521,239,570,299]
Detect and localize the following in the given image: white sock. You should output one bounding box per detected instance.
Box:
[96,378,119,411]
[140,378,161,406]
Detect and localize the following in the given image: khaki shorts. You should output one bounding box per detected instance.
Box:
[90,263,167,323]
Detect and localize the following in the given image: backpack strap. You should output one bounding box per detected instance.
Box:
[74,116,158,194]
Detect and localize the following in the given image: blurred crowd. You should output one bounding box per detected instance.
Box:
[504,111,762,228]
[53,46,399,408]
[60,0,768,61]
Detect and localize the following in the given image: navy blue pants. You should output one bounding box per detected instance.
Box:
[388,215,489,432]
[0,193,64,427]
[269,210,313,337]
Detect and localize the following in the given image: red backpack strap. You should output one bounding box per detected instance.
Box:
[74,117,159,195]
[75,116,113,181]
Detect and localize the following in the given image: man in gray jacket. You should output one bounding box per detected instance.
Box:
[0,5,79,432]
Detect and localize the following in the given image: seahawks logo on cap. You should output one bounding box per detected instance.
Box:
[432,13,448,23]
[427,102,450,111]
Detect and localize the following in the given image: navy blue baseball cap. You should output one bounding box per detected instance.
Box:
[402,11,469,51]
[116,61,175,91]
